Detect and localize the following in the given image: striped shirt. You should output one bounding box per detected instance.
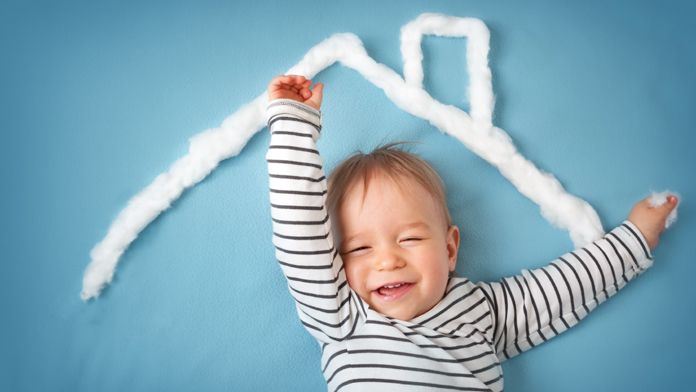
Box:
[266,99,653,392]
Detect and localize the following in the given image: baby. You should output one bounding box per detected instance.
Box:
[266,74,678,392]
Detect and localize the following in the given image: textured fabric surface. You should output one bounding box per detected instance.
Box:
[1,1,694,391]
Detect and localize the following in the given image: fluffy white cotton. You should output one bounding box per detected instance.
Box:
[80,97,268,301]
[648,190,680,229]
[82,13,609,300]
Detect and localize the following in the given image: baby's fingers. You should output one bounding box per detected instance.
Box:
[299,80,313,98]
[269,75,303,90]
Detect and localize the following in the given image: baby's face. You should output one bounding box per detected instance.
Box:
[335,173,459,321]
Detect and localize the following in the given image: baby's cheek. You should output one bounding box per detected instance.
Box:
[343,261,360,289]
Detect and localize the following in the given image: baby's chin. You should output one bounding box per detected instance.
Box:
[357,293,434,321]
[370,304,422,321]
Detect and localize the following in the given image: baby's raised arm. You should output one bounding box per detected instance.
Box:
[266,75,366,344]
[478,196,678,361]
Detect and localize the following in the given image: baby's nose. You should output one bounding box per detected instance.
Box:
[373,252,405,271]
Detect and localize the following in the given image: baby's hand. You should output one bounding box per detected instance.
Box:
[628,195,679,250]
[268,74,324,111]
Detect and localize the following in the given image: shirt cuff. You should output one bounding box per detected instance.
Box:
[267,99,323,129]
[610,220,654,274]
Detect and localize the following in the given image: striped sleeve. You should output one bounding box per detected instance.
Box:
[266,99,366,343]
[477,221,653,362]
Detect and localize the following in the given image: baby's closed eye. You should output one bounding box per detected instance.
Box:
[340,245,371,256]
[399,237,429,249]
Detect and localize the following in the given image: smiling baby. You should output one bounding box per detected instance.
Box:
[265,75,677,392]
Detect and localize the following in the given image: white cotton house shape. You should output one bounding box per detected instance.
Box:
[81,13,606,301]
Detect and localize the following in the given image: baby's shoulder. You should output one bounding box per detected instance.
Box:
[445,276,478,294]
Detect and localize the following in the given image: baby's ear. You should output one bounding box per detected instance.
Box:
[446,226,460,271]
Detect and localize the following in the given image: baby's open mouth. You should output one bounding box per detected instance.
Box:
[374,283,414,300]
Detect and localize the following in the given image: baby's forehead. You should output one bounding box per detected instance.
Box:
[346,171,428,203]
[340,172,450,226]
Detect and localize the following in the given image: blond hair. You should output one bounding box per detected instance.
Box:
[326,142,452,228]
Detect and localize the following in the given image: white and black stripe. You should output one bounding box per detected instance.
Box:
[266,99,653,392]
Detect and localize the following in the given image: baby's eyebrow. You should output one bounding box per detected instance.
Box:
[401,222,430,230]
[340,234,363,249]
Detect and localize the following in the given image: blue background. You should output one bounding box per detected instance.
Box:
[1,0,694,391]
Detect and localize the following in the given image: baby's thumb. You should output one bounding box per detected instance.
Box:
[651,193,680,229]
[656,195,678,213]
[310,83,324,108]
